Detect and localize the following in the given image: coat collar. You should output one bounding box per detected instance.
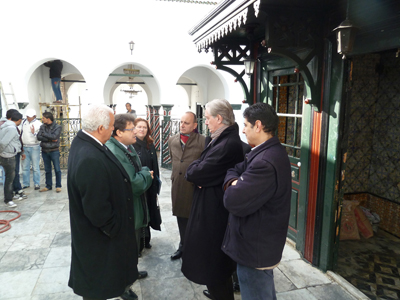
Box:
[76,130,131,179]
[246,136,281,162]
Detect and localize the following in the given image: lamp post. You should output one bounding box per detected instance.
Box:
[129,41,135,55]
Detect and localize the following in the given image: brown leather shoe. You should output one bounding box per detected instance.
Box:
[39,187,51,192]
[56,188,61,193]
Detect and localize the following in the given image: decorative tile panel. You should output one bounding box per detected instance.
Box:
[343,52,400,203]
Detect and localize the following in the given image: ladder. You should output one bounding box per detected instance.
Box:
[0,82,19,113]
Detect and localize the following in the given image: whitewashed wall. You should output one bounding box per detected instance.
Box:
[0,0,248,139]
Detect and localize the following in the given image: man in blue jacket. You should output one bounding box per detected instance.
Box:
[222,103,292,300]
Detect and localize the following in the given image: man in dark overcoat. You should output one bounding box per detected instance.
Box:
[168,111,205,260]
[182,99,244,300]
[223,103,291,300]
[67,104,139,300]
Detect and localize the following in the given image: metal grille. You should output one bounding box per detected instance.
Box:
[39,118,81,169]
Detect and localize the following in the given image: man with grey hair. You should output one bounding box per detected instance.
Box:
[182,99,245,300]
[67,104,139,300]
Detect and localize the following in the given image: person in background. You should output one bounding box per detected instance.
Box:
[126,102,137,118]
[44,60,63,103]
[7,109,27,201]
[182,99,244,300]
[133,118,162,251]
[106,114,153,285]
[223,103,291,300]
[37,112,62,192]
[21,108,42,190]
[68,105,140,300]
[0,110,23,208]
[168,112,205,260]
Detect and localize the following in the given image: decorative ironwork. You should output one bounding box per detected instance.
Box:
[195,8,249,52]
[39,118,81,169]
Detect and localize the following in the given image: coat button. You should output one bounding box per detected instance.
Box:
[179,172,182,175]
[180,160,183,162]
[124,178,128,182]
[127,198,131,201]
[129,217,132,220]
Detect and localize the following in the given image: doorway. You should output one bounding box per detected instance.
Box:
[334,50,400,300]
[266,68,310,243]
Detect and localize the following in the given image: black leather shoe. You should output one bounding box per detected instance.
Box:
[203,290,213,299]
[121,289,138,300]
[170,249,183,260]
[145,242,152,249]
[138,270,148,279]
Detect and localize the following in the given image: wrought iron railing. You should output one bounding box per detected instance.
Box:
[39,118,81,169]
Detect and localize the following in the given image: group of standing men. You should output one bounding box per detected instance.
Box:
[0,108,62,208]
[169,99,292,300]
[66,99,291,300]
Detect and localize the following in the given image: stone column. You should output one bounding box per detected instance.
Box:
[161,104,174,169]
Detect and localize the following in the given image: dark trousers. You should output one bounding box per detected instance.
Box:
[13,153,22,192]
[177,216,188,251]
[42,150,62,189]
[0,156,16,203]
[206,276,234,300]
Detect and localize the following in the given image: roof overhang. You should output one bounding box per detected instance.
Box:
[189,0,260,52]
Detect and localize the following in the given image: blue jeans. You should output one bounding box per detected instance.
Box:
[237,263,277,300]
[42,151,61,189]
[51,77,62,101]
[13,153,22,192]
[0,156,16,203]
[22,145,41,186]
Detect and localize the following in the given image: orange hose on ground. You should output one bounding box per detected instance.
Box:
[0,210,21,233]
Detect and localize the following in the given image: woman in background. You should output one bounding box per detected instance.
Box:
[133,118,162,251]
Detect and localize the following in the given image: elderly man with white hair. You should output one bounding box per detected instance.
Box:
[67,104,140,300]
[21,108,42,190]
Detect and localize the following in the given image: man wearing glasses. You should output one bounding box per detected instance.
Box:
[105,113,154,300]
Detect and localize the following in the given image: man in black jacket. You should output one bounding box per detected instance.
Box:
[37,112,62,192]
[223,103,291,300]
[67,104,139,300]
[44,60,63,103]
[182,99,244,300]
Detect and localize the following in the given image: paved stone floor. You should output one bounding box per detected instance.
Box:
[0,169,368,300]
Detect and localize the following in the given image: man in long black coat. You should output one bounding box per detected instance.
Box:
[182,99,244,300]
[67,104,139,300]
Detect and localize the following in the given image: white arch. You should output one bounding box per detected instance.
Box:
[25,58,85,116]
[102,62,161,107]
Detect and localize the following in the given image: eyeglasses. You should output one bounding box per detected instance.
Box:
[123,128,135,132]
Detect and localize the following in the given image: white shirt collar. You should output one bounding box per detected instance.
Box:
[117,140,128,149]
[82,129,104,146]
